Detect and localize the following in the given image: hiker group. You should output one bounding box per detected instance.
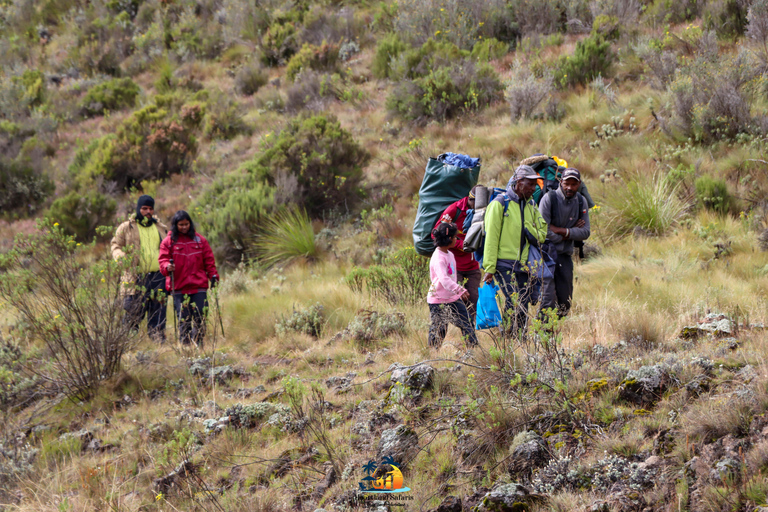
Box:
[419,153,593,348]
[111,195,219,347]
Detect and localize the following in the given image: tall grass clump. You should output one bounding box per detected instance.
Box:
[601,173,690,237]
[252,208,318,269]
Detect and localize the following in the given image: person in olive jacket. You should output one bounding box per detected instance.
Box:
[158,210,219,346]
[111,195,169,343]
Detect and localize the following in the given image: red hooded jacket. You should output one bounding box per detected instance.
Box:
[433,197,479,272]
[159,233,219,295]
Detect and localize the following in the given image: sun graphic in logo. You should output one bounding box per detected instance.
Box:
[359,456,411,493]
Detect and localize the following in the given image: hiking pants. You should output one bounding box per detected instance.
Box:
[495,268,535,340]
[457,268,482,324]
[174,291,208,346]
[540,253,574,317]
[124,271,167,342]
[428,301,478,348]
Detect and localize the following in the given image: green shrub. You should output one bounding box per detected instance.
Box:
[47,191,117,241]
[644,0,702,25]
[285,42,340,82]
[194,173,276,266]
[70,97,197,190]
[372,33,408,79]
[345,247,430,306]
[554,33,613,88]
[275,303,325,338]
[704,0,749,40]
[695,176,732,214]
[201,92,251,140]
[244,113,370,217]
[345,309,406,345]
[12,70,46,111]
[390,38,469,81]
[251,208,318,268]
[80,78,140,117]
[470,38,509,62]
[261,22,299,66]
[387,61,502,123]
[0,160,53,216]
[591,14,620,40]
[234,63,269,96]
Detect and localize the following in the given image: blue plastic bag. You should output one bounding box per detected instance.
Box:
[476,283,502,329]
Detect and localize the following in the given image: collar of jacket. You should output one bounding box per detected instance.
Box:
[128,213,160,226]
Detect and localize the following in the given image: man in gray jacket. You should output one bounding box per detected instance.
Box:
[538,169,590,317]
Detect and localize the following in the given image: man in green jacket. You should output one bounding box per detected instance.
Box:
[482,166,548,339]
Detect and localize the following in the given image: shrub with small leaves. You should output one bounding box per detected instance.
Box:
[80,78,140,117]
[234,63,269,96]
[345,247,430,306]
[345,309,406,345]
[275,303,325,338]
[0,159,53,216]
[695,175,732,214]
[506,61,553,121]
[554,33,613,87]
[285,42,340,82]
[47,190,117,241]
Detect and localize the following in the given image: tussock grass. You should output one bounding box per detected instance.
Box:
[251,208,319,269]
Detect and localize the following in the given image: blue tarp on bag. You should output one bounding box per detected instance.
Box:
[527,245,556,281]
[476,283,502,329]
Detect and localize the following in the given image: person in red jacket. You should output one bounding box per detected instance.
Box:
[159,211,219,346]
[433,186,482,322]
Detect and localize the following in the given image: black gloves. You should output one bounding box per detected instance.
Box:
[210,276,219,288]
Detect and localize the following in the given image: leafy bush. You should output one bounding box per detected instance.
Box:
[285,42,340,82]
[387,61,502,123]
[554,33,613,87]
[298,6,359,47]
[70,96,198,190]
[285,70,342,112]
[0,159,53,216]
[261,21,299,66]
[390,38,469,81]
[667,50,760,142]
[0,221,138,401]
[200,91,251,140]
[275,303,325,338]
[747,0,768,72]
[47,191,117,241]
[234,63,269,96]
[242,113,369,217]
[470,38,509,61]
[194,172,276,266]
[508,0,566,36]
[644,0,702,25]
[345,247,430,306]
[394,0,513,49]
[704,0,749,40]
[252,208,318,268]
[591,14,620,40]
[506,61,554,121]
[11,70,46,111]
[601,174,690,237]
[695,176,733,214]
[80,78,140,117]
[345,309,406,345]
[372,33,408,79]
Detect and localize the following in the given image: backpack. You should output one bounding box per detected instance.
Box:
[462,187,509,266]
[413,155,480,256]
[521,154,563,205]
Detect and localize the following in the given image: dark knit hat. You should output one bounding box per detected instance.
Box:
[136,195,156,224]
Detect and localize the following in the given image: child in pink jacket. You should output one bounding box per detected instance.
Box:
[428,222,478,348]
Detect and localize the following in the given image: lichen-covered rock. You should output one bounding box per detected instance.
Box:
[376,425,419,467]
[472,483,542,512]
[389,363,434,402]
[619,364,671,405]
[711,457,742,484]
[508,431,549,477]
[188,357,243,384]
[326,372,357,393]
[532,456,582,494]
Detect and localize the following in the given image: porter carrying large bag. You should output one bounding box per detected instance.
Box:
[412,154,480,256]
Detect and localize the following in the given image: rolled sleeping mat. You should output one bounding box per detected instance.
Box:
[474,186,490,209]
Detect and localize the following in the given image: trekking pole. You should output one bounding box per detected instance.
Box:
[169,258,179,344]
[212,284,225,338]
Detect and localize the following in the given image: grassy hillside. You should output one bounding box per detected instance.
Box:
[4,0,768,510]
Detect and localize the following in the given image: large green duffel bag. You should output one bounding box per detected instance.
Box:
[412,156,480,256]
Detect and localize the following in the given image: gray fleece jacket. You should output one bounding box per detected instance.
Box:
[538,187,590,255]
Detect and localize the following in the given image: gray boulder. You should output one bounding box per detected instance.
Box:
[376,425,419,467]
[472,483,542,512]
[389,363,434,402]
[508,431,549,477]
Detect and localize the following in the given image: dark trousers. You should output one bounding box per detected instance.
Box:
[457,268,482,323]
[496,268,535,340]
[541,253,574,317]
[428,301,478,348]
[174,292,208,346]
[124,271,167,342]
